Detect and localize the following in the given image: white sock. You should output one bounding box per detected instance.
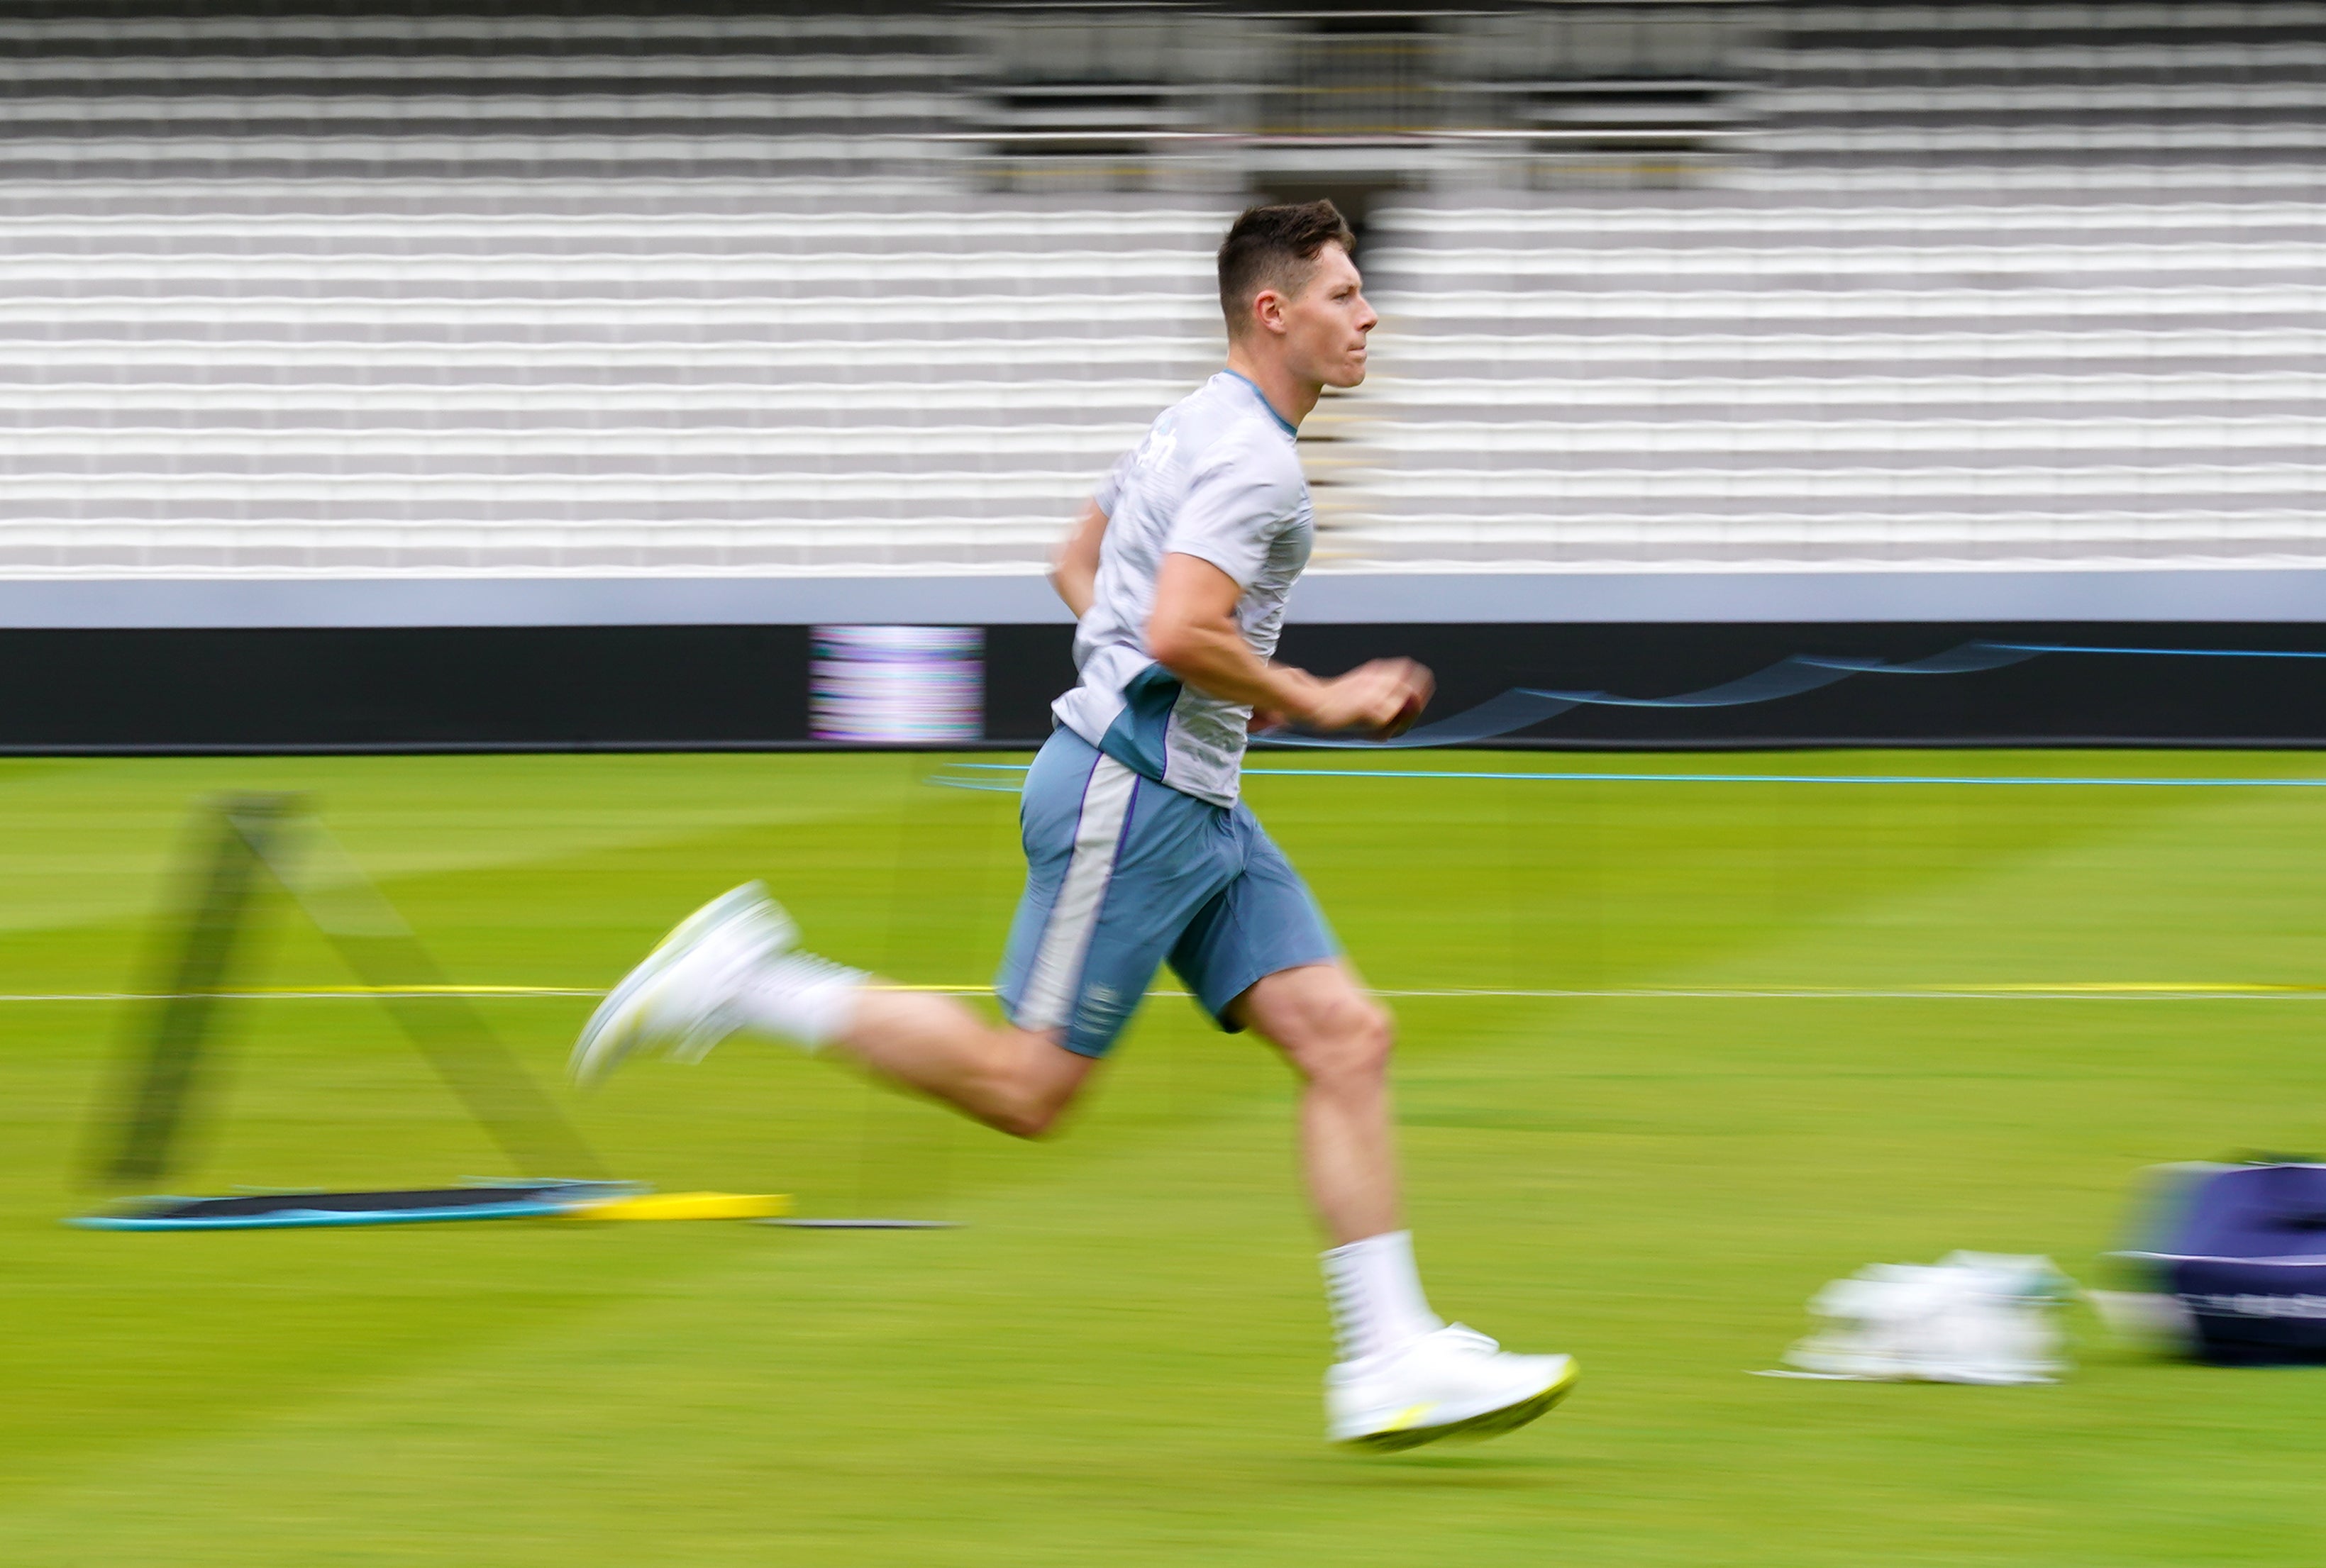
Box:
[1321,1230,1444,1364]
[730,950,866,1053]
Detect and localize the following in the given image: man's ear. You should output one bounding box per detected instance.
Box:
[1249,285,1290,338]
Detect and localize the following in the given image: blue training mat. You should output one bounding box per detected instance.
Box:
[70,1179,633,1231]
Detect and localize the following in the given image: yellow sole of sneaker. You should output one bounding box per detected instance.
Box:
[1343,1361,1581,1453]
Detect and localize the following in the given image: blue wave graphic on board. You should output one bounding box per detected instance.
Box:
[1267,640,2326,750]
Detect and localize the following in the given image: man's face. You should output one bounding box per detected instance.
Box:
[1276,243,1377,389]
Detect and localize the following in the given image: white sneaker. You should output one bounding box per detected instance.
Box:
[1326,1325,1578,1451]
[570,882,795,1087]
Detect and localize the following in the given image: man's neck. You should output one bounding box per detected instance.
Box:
[1222,347,1320,430]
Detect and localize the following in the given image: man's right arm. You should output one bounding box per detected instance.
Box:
[1146,552,1431,736]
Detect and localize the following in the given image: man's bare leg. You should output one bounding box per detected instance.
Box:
[836,963,1392,1221]
[829,989,1095,1139]
[1230,960,1401,1245]
[1234,960,1444,1367]
[571,886,1094,1140]
[843,962,1393,1227]
[571,890,1576,1445]
[1231,957,1577,1446]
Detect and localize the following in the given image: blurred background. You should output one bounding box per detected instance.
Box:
[0,0,2318,749]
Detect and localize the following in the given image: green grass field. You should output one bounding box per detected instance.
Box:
[6,749,2326,1566]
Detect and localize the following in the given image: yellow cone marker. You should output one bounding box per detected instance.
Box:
[558,1191,791,1222]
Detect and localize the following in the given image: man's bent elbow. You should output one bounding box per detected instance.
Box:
[1146,620,1198,673]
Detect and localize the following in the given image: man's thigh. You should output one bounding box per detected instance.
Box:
[995,733,1234,1057]
[1168,811,1341,1035]
[1226,956,1380,1060]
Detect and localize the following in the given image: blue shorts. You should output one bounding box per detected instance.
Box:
[995,728,1339,1058]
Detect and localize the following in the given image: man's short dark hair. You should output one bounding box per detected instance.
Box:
[1217,200,1357,336]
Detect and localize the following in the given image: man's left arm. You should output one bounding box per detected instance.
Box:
[1048,497,1108,619]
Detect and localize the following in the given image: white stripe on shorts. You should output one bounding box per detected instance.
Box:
[1017,753,1138,1033]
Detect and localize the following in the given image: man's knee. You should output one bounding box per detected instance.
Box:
[1273,988,1395,1086]
[993,1099,1064,1140]
[989,1029,1096,1138]
[997,1074,1084,1139]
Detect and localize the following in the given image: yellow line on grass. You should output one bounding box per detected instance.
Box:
[7,982,2326,1003]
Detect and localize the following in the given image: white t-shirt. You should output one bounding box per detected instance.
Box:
[1051,370,1314,808]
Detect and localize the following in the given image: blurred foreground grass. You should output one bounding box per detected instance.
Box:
[3,750,2325,1566]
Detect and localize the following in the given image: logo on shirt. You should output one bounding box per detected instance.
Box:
[1135,424,1178,477]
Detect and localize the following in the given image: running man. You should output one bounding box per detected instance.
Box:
[572,201,1576,1449]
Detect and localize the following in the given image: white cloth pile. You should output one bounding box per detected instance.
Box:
[1773,1252,2073,1385]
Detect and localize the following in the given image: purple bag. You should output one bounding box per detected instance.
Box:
[2118,1162,2326,1365]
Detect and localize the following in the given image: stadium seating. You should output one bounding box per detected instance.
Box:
[1351,189,2322,567]
[0,177,1226,573]
[1342,4,2323,570]
[0,4,2317,582]
[0,10,1232,577]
